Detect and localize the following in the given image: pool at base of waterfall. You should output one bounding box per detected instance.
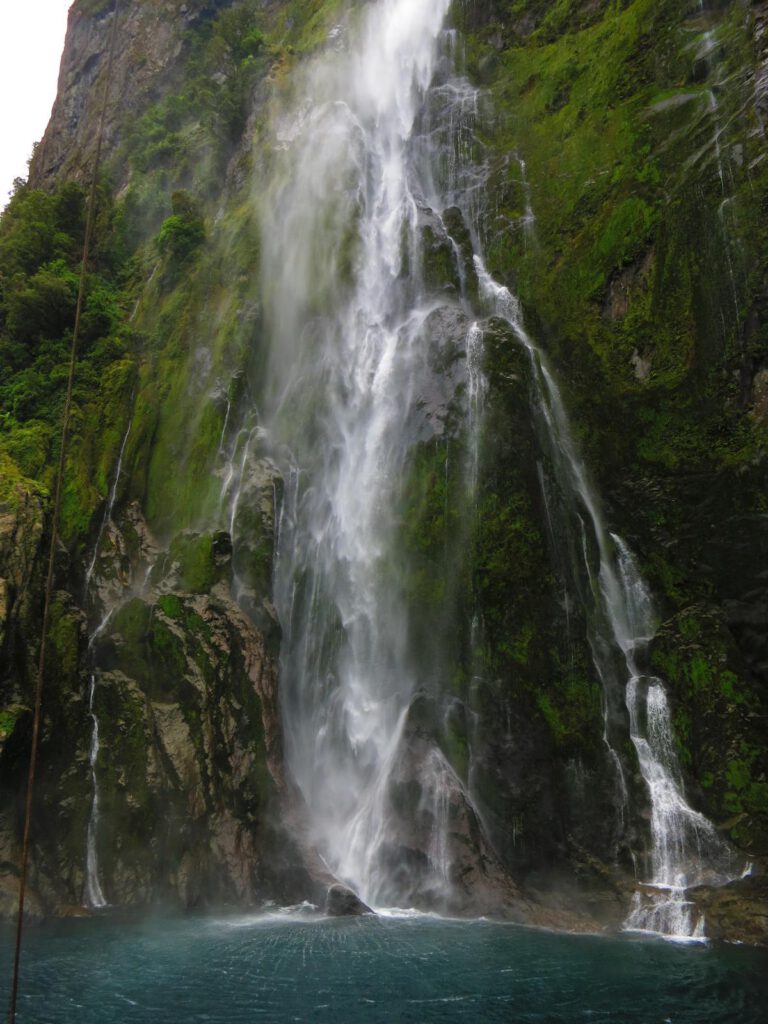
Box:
[2,911,766,1023]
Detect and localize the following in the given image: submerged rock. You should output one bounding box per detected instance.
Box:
[324,885,373,917]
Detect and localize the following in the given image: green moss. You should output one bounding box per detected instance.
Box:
[651,606,767,849]
[157,594,184,619]
[534,666,603,755]
[149,617,188,683]
[536,692,565,744]
[111,597,152,646]
[169,532,219,593]
[726,759,752,793]
[47,593,82,685]
[0,705,28,741]
[0,451,45,508]
[443,713,469,782]
[420,224,459,293]
[472,0,767,486]
[156,193,206,280]
[594,198,656,279]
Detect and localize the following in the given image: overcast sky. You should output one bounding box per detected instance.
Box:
[0,1,72,210]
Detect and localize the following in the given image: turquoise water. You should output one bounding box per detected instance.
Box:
[2,911,767,1023]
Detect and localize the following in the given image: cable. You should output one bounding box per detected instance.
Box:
[8,2,122,1020]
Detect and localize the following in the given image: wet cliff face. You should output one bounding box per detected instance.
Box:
[460,0,768,861]
[0,0,766,937]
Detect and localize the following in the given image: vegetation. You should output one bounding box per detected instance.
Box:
[455,0,768,851]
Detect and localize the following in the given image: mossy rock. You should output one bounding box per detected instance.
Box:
[46,592,86,692]
[98,597,193,701]
[419,218,460,295]
[167,530,232,594]
[651,604,768,854]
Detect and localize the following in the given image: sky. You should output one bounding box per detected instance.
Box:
[0,1,72,210]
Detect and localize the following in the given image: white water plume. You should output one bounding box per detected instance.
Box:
[262,0,458,907]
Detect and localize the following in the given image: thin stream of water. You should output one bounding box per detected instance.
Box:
[82,415,132,908]
[472,260,742,938]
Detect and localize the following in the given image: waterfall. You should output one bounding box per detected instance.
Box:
[259,0,740,930]
[472,260,742,939]
[262,0,457,907]
[84,673,107,909]
[83,415,131,908]
[465,321,486,496]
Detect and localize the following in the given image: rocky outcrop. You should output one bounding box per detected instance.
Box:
[325,884,373,917]
[29,0,195,191]
[0,464,312,916]
[68,486,309,910]
[690,875,768,946]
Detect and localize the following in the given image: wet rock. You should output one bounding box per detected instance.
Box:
[411,305,472,440]
[231,451,282,646]
[0,874,44,922]
[603,248,654,322]
[689,875,768,946]
[0,475,45,683]
[416,204,460,294]
[325,884,373,917]
[88,500,160,615]
[373,701,531,920]
[442,205,479,303]
[0,488,309,918]
[87,575,292,909]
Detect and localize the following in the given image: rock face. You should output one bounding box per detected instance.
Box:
[29,0,190,191]
[88,556,283,906]
[690,876,768,947]
[1,0,767,944]
[0,471,47,900]
[67,472,312,910]
[0,457,312,914]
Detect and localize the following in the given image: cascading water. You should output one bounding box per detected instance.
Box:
[82,416,131,908]
[471,260,742,939]
[259,0,741,930]
[615,538,741,939]
[84,672,107,909]
[85,417,132,588]
[262,0,462,907]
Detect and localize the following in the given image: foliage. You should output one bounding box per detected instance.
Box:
[156,191,206,280]
[0,180,136,545]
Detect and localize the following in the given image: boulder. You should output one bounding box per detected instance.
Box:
[325,884,373,917]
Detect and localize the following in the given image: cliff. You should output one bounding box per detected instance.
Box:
[0,0,766,940]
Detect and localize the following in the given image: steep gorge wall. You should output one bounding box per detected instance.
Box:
[459,0,768,861]
[0,0,766,935]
